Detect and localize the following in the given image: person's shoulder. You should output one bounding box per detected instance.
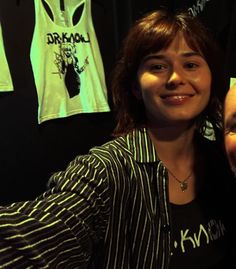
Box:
[196,133,229,167]
[197,133,222,153]
[199,134,235,174]
[89,133,132,158]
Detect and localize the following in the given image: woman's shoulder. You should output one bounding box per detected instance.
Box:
[89,133,132,159]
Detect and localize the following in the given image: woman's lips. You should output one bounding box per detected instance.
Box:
[161,94,192,105]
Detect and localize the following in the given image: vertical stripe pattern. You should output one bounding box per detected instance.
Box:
[0,128,171,268]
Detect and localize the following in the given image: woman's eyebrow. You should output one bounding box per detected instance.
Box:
[141,54,166,64]
[142,51,202,63]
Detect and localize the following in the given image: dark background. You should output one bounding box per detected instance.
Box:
[0,0,235,205]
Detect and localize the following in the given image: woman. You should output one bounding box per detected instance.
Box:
[224,83,236,176]
[0,9,235,269]
[110,9,234,268]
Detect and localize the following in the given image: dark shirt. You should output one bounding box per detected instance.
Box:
[169,198,228,269]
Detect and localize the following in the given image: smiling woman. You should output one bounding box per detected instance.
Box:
[0,8,235,269]
[111,9,224,138]
[224,83,236,175]
[135,31,211,127]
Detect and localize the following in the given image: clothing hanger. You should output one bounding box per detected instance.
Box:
[60,0,65,11]
[59,0,105,11]
[15,0,105,9]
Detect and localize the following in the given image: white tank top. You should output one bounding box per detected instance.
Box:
[0,23,14,92]
[30,0,110,124]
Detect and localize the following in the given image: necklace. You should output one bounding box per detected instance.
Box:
[167,169,192,192]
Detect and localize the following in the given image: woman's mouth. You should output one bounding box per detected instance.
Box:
[161,94,192,105]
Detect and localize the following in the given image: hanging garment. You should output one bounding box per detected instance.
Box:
[0,23,14,92]
[30,0,110,124]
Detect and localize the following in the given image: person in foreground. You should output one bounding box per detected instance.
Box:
[0,9,235,269]
[224,83,236,176]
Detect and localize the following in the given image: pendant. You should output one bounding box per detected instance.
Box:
[180,181,188,192]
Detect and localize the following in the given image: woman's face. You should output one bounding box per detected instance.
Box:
[224,85,236,174]
[136,32,212,128]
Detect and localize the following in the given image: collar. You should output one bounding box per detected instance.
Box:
[126,127,159,163]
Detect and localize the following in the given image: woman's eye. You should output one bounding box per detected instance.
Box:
[225,123,236,135]
[184,62,198,69]
[151,64,162,69]
[149,63,166,72]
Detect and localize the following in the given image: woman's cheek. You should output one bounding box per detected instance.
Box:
[225,134,236,168]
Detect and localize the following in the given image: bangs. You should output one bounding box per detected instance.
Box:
[135,21,179,61]
[182,30,205,57]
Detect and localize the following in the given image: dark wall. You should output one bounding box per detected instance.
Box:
[0,0,235,205]
[0,0,119,205]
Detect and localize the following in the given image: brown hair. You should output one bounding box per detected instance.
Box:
[111,9,226,139]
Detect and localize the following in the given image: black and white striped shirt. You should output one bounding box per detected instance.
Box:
[0,128,233,268]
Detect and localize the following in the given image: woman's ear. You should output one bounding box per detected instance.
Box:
[131,80,142,100]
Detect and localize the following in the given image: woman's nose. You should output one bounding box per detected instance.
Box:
[166,68,185,90]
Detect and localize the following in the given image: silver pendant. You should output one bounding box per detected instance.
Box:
[180,181,188,192]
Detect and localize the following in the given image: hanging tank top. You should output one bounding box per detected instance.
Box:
[0,22,14,92]
[30,0,110,124]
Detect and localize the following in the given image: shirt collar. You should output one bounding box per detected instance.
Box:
[127,127,159,163]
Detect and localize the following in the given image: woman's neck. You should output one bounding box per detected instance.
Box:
[147,123,204,205]
[147,123,196,166]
